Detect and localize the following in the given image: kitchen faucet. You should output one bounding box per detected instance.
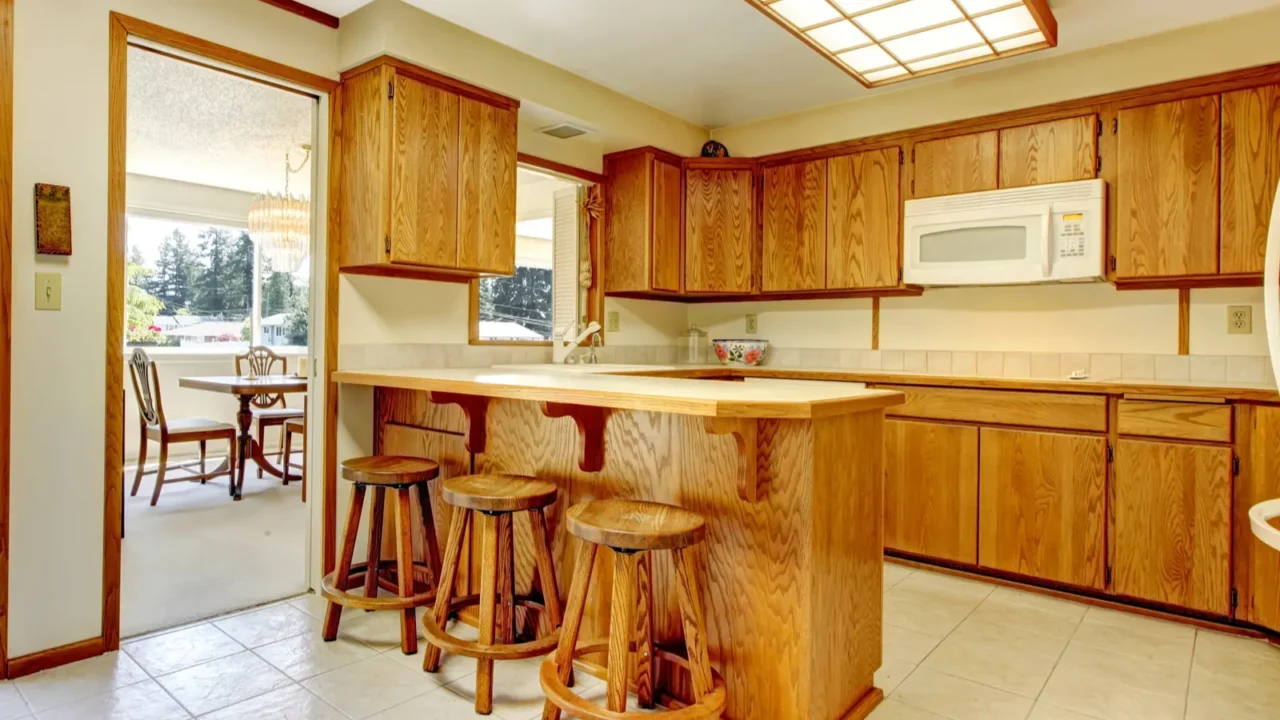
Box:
[559,321,602,364]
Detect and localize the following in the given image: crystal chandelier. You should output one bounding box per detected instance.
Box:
[248,144,311,274]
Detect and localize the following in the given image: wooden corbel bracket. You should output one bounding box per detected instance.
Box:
[704,417,763,502]
[541,402,612,472]
[429,392,490,454]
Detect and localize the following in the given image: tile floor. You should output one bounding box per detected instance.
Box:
[4,562,1280,719]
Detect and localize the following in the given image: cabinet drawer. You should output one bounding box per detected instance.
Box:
[878,385,1107,432]
[1117,400,1232,443]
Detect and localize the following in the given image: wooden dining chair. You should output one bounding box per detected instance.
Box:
[128,348,238,506]
[234,346,305,479]
[282,397,307,502]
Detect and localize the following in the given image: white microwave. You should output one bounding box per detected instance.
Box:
[903,179,1106,286]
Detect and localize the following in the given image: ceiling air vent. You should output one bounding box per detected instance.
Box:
[540,123,590,140]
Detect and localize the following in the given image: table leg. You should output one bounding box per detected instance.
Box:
[234,394,253,500]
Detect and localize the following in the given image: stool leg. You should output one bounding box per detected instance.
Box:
[542,542,598,720]
[635,551,656,709]
[496,513,516,645]
[323,484,367,641]
[364,488,385,600]
[394,487,418,655]
[476,512,500,715]
[673,547,714,701]
[424,508,470,673]
[415,483,443,586]
[528,509,563,629]
[606,550,638,713]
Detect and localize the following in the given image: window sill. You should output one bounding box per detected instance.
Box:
[469,340,552,347]
[123,346,307,359]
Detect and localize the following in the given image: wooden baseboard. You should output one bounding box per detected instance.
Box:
[841,687,884,720]
[8,636,105,678]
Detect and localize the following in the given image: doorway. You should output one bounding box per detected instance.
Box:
[115,40,321,638]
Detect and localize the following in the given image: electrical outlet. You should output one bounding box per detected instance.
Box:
[745,314,758,334]
[606,311,621,333]
[1228,305,1253,335]
[35,272,61,311]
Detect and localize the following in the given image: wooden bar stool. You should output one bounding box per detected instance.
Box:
[540,499,726,720]
[422,474,564,715]
[322,456,442,654]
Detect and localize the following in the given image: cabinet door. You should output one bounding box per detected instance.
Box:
[884,420,978,563]
[389,74,459,267]
[457,97,517,274]
[828,148,900,289]
[978,428,1107,588]
[685,167,755,293]
[1113,439,1231,614]
[999,116,1097,189]
[1222,85,1280,275]
[762,160,826,292]
[651,158,683,292]
[338,67,392,268]
[912,132,997,199]
[1116,97,1220,278]
[603,152,651,293]
[1237,406,1280,630]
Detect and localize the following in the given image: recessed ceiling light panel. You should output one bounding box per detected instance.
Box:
[748,0,1057,87]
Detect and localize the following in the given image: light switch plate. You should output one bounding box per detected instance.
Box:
[35,272,61,311]
[745,314,759,334]
[1228,305,1252,335]
[606,311,620,333]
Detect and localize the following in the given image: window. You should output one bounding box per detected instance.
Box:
[473,167,584,343]
[125,214,309,350]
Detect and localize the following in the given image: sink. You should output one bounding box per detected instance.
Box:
[493,363,675,374]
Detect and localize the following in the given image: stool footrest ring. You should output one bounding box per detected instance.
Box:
[540,641,726,720]
[321,562,436,612]
[422,593,561,662]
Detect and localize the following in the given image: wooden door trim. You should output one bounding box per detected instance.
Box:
[105,11,336,662]
[256,0,341,29]
[0,0,11,680]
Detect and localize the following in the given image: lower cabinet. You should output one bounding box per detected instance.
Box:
[884,419,978,563]
[1113,438,1232,615]
[977,428,1107,589]
[1236,405,1280,630]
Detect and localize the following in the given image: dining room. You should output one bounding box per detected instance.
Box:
[118,42,319,638]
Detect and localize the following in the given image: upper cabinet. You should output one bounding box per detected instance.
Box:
[998,116,1098,189]
[911,131,997,199]
[337,57,519,279]
[827,148,901,289]
[685,160,756,294]
[1116,96,1220,279]
[602,148,683,294]
[762,160,826,292]
[1222,84,1280,275]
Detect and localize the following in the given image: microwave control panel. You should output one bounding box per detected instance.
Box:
[1056,211,1088,259]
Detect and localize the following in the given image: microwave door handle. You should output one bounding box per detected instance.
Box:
[1041,210,1053,278]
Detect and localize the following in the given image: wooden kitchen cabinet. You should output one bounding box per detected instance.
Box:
[978,427,1107,589]
[827,148,901,289]
[685,159,756,294]
[1116,96,1220,278]
[1236,405,1280,630]
[911,131,998,199]
[762,160,826,292]
[1221,84,1280,275]
[603,148,683,294]
[1113,438,1232,615]
[338,57,519,278]
[998,116,1097,188]
[884,419,978,563]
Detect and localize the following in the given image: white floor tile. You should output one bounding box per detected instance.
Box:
[0,684,29,720]
[875,658,916,695]
[444,654,606,720]
[253,632,380,681]
[155,651,291,716]
[920,616,1068,697]
[884,572,991,637]
[892,668,1033,720]
[883,624,944,665]
[123,624,245,677]
[883,562,914,591]
[34,680,190,720]
[1038,642,1188,720]
[965,587,1086,640]
[214,603,322,649]
[334,607,428,652]
[868,698,950,719]
[1184,629,1280,720]
[369,684,518,720]
[1070,606,1195,666]
[1027,702,1104,720]
[16,651,149,713]
[199,684,348,720]
[301,654,439,718]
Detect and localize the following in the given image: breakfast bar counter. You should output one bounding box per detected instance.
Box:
[333,367,903,720]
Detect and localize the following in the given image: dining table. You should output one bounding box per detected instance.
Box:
[177,374,309,500]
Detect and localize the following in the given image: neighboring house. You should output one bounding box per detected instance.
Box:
[161,320,244,346]
[262,313,289,345]
[152,314,204,333]
[478,320,544,341]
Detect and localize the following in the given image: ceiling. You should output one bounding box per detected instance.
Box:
[305,0,1280,128]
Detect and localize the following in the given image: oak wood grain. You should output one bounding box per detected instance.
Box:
[1117,400,1233,444]
[338,66,391,268]
[884,420,978,564]
[457,97,517,274]
[606,550,638,712]
[1221,84,1280,274]
[603,152,651,293]
[998,115,1097,188]
[827,148,900,289]
[911,132,998,199]
[763,160,827,292]
[685,167,755,293]
[1117,97,1220,278]
[652,157,683,293]
[390,73,458,267]
[978,428,1107,589]
[0,0,9,671]
[879,384,1108,432]
[1234,405,1280,631]
[1113,438,1231,614]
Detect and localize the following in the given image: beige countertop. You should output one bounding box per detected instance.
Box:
[332,366,905,419]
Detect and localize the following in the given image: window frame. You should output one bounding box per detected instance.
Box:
[468,156,603,346]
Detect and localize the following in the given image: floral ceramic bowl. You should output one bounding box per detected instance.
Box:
[712,339,768,367]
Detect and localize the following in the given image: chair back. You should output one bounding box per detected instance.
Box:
[128,348,165,430]
[235,346,288,408]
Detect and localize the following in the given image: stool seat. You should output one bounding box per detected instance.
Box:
[341,456,440,486]
[566,499,706,551]
[442,473,558,512]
